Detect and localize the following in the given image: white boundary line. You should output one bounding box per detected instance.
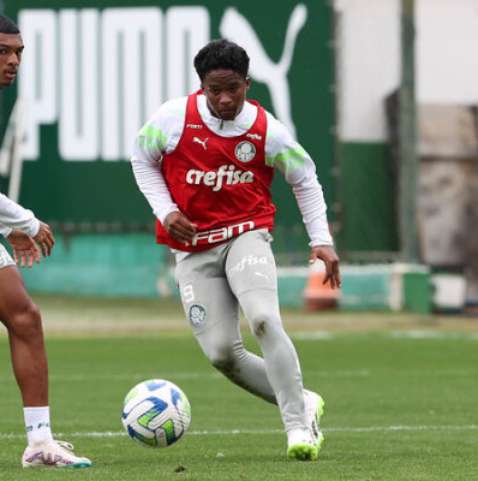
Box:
[1,424,477,440]
[3,367,478,383]
[0,370,373,383]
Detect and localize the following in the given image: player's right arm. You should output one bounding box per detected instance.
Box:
[163,211,197,244]
[131,97,196,242]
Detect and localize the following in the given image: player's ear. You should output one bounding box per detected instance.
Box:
[245,76,251,90]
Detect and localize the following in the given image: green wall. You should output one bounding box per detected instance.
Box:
[336,142,399,254]
[19,234,173,298]
[1,1,400,267]
[2,0,335,256]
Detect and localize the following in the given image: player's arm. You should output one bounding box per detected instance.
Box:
[131,98,196,243]
[265,116,341,288]
[0,192,40,237]
[309,245,341,289]
[4,226,54,267]
[0,222,12,238]
[163,211,197,243]
[5,230,40,267]
[131,146,196,243]
[0,191,55,256]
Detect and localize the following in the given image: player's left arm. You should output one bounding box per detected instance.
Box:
[265,115,341,288]
[309,245,341,289]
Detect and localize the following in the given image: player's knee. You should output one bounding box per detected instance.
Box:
[207,346,236,373]
[8,302,42,337]
[249,311,280,338]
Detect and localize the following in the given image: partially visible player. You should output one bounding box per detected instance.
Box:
[0,14,92,468]
[131,39,340,461]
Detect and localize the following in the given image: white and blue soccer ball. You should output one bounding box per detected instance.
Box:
[121,379,191,448]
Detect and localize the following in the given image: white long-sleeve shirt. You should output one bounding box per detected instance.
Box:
[0,193,40,238]
[131,94,333,247]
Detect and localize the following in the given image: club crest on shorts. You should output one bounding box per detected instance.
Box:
[188,304,206,327]
[235,141,256,163]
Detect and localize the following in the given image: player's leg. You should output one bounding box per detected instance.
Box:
[0,248,91,468]
[226,230,323,460]
[0,265,51,445]
[225,230,305,429]
[0,265,50,409]
[175,248,275,402]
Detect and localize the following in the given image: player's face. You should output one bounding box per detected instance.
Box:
[202,69,250,121]
[0,33,23,88]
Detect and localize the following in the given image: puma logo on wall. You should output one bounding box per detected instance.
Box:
[220,4,308,139]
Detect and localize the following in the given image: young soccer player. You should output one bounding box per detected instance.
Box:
[131,39,340,461]
[0,14,92,468]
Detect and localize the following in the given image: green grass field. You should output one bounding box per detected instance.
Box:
[0,295,477,481]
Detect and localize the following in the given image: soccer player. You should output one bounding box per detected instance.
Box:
[0,15,92,468]
[131,39,340,461]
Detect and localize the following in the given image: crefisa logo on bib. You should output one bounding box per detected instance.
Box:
[235,141,256,163]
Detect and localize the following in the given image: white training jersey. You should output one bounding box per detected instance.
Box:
[0,192,40,238]
[131,94,333,247]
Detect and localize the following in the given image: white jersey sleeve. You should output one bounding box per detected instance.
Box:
[264,113,333,247]
[0,192,40,238]
[130,97,187,223]
[0,223,12,237]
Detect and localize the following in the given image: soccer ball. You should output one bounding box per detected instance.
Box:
[121,379,191,448]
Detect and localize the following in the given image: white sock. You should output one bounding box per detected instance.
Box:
[24,406,54,445]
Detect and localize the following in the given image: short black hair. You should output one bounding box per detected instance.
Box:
[194,39,249,82]
[0,15,19,34]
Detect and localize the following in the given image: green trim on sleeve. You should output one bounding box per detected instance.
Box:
[138,125,168,152]
[266,147,308,172]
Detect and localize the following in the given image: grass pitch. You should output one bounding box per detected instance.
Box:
[0,295,477,481]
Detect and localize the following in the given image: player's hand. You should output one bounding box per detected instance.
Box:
[33,221,55,257]
[309,245,341,289]
[164,211,197,244]
[6,230,41,268]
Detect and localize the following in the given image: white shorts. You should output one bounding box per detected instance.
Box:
[0,243,15,269]
[174,229,277,334]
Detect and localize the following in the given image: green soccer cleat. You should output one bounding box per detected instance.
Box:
[286,429,319,461]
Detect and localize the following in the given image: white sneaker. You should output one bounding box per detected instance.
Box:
[286,428,318,461]
[22,440,92,468]
[304,390,325,449]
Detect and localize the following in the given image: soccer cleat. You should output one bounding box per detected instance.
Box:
[286,428,319,461]
[22,440,92,468]
[304,390,325,450]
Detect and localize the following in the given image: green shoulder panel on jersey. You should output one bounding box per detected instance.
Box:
[138,125,168,152]
[266,147,308,172]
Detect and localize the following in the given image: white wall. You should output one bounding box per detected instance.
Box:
[417,0,478,104]
[335,0,478,142]
[334,0,401,142]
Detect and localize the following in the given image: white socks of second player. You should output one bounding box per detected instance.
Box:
[24,406,54,446]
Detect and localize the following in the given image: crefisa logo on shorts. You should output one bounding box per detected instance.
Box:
[188,304,206,327]
[235,141,256,163]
